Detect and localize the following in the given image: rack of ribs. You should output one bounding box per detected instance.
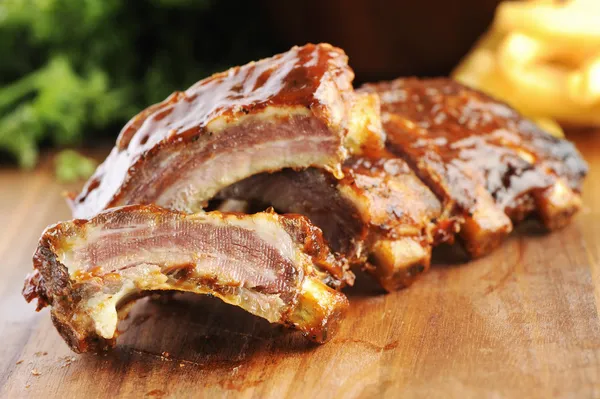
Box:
[219,149,458,291]
[69,43,382,220]
[360,78,588,257]
[22,46,589,353]
[22,205,353,353]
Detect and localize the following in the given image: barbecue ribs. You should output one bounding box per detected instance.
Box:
[70,43,383,219]
[220,150,457,291]
[360,78,588,257]
[23,205,352,352]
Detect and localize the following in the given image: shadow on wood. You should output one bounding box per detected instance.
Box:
[98,293,317,367]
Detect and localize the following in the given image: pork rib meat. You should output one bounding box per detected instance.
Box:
[23,205,352,353]
[361,78,588,257]
[220,150,457,291]
[70,43,382,219]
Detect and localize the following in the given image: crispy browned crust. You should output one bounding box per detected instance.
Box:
[25,240,110,353]
[22,205,352,352]
[341,149,455,240]
[280,214,355,289]
[361,77,588,257]
[340,150,457,289]
[69,44,372,219]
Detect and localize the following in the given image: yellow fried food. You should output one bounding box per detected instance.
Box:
[452,0,600,134]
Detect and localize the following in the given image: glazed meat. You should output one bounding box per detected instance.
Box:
[220,150,457,291]
[22,205,352,353]
[70,43,383,219]
[361,78,588,257]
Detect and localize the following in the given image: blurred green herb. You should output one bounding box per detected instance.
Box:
[54,149,97,182]
[0,0,276,170]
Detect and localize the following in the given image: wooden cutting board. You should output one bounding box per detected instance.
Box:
[1,132,599,399]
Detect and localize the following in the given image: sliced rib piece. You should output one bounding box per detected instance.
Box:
[22,205,352,353]
[360,78,588,257]
[220,150,457,291]
[69,43,383,219]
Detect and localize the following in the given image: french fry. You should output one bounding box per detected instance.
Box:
[495,0,600,47]
[568,56,600,106]
[452,0,600,131]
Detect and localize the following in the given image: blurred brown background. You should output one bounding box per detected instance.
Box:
[264,0,500,82]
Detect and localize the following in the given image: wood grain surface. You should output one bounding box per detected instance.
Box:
[1,132,600,398]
